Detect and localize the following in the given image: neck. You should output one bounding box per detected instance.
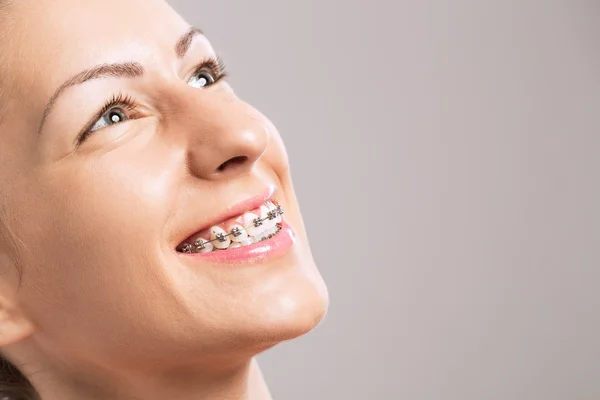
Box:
[27,356,272,400]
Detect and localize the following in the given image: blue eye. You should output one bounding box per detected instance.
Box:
[89,108,128,133]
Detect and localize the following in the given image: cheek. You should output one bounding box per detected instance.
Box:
[61,145,179,247]
[14,142,184,339]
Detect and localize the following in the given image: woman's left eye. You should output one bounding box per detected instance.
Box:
[188,58,226,89]
[188,68,217,89]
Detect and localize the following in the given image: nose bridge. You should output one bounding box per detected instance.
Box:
[174,89,269,180]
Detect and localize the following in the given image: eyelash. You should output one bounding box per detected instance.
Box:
[76,56,228,144]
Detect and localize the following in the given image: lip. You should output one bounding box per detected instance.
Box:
[174,184,276,249]
[178,220,296,264]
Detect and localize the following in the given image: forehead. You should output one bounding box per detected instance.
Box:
[1,0,189,108]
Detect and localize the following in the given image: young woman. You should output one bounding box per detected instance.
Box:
[0,0,329,399]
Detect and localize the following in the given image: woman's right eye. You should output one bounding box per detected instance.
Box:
[88,107,129,133]
[77,93,138,144]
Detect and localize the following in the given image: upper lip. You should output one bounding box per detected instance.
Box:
[175,185,276,247]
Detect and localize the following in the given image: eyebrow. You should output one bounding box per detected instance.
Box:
[37,26,204,136]
[176,26,204,58]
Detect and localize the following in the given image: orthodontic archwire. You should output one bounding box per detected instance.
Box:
[181,205,284,253]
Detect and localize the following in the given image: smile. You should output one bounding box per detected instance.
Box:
[177,201,285,254]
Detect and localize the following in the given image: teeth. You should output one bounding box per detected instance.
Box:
[229,224,249,243]
[260,205,277,229]
[180,203,284,253]
[252,235,265,244]
[243,212,266,237]
[267,202,282,223]
[194,238,214,253]
[252,226,280,243]
[210,226,231,249]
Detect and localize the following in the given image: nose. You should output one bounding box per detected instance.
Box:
[174,89,268,180]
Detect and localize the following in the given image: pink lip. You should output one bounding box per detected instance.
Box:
[176,184,276,248]
[217,185,276,225]
[180,221,296,264]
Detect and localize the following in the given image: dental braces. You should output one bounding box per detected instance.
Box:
[181,205,284,253]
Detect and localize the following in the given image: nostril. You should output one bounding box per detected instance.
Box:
[216,156,249,173]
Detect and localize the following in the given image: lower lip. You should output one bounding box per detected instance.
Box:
[178,221,296,265]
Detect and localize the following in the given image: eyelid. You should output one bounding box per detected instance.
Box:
[187,55,228,83]
[75,93,138,145]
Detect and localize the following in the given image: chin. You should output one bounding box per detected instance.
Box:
[240,258,329,350]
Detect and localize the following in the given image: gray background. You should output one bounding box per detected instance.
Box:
[169,1,600,399]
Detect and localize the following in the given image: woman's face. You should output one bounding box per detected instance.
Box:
[0,0,328,373]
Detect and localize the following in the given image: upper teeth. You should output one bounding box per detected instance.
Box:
[193,238,214,253]
[260,205,277,230]
[243,212,264,236]
[179,201,284,253]
[229,224,248,242]
[210,226,231,249]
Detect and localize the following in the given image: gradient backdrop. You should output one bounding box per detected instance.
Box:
[169,1,600,399]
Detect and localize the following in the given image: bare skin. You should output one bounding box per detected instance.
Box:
[0,0,329,399]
